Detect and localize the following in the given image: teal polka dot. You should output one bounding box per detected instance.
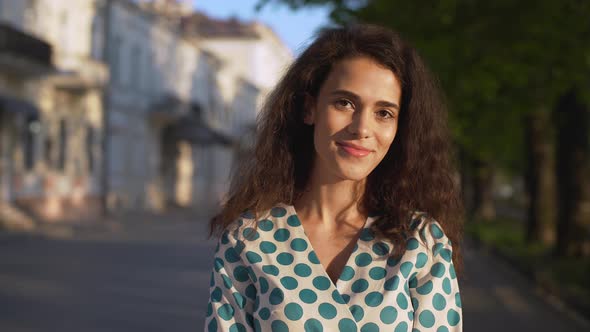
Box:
[394,321,408,332]
[365,291,384,307]
[262,265,279,276]
[340,266,355,281]
[369,266,386,280]
[308,251,321,264]
[229,323,246,332]
[234,266,250,282]
[415,253,428,268]
[350,304,364,322]
[396,293,408,309]
[258,219,273,231]
[430,223,444,239]
[274,228,290,242]
[259,308,270,320]
[300,288,318,303]
[225,247,240,263]
[443,278,451,294]
[449,265,457,279]
[269,288,284,305]
[351,279,369,293]
[417,280,433,295]
[245,284,257,300]
[380,306,397,324]
[218,303,235,320]
[259,277,269,294]
[407,238,419,250]
[400,261,413,278]
[437,327,450,332]
[285,302,303,320]
[338,318,357,332]
[233,292,246,309]
[332,289,346,304]
[247,266,257,282]
[246,251,262,264]
[431,263,446,278]
[355,253,373,267]
[360,323,379,332]
[260,241,277,254]
[384,276,400,291]
[280,276,298,290]
[455,292,462,308]
[294,263,312,277]
[221,231,230,244]
[447,309,460,326]
[440,248,452,262]
[242,227,259,240]
[277,252,294,265]
[313,276,331,290]
[433,293,447,310]
[234,240,245,254]
[211,287,222,302]
[287,214,301,226]
[222,274,233,289]
[419,310,435,328]
[241,210,255,219]
[254,296,260,311]
[271,207,287,217]
[208,318,218,332]
[271,320,289,332]
[433,243,445,256]
[319,303,337,319]
[254,318,261,331]
[342,294,350,303]
[207,302,213,316]
[412,297,419,309]
[387,256,400,267]
[210,271,215,287]
[290,238,308,251]
[359,228,374,241]
[214,258,224,272]
[408,276,418,288]
[305,318,323,332]
[372,242,390,256]
[408,311,414,321]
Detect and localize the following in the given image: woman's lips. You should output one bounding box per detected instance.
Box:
[336,142,372,157]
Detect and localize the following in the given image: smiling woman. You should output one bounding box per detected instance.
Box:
[205,24,464,332]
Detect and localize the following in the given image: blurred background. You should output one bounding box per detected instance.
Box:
[0,0,589,331]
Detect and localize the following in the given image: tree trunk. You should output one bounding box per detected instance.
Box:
[524,111,556,246]
[472,159,496,221]
[554,89,590,257]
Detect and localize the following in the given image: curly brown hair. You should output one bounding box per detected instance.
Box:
[208,23,464,277]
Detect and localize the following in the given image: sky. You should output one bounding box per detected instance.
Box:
[192,0,332,54]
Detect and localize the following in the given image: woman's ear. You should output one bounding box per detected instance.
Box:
[303,94,316,125]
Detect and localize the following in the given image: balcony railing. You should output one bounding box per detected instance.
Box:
[0,23,51,67]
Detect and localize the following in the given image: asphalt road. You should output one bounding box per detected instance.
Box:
[0,212,587,331]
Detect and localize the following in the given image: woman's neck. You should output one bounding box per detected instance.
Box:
[294,166,367,231]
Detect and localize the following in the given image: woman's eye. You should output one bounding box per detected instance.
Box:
[377,110,394,119]
[335,99,353,109]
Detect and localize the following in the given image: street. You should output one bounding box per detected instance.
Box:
[0,212,587,331]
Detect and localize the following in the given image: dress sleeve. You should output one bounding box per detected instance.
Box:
[204,228,257,332]
[409,218,463,332]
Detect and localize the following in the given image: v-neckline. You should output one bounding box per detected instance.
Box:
[285,204,372,290]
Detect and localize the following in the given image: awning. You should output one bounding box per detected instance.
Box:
[164,116,233,146]
[0,94,40,117]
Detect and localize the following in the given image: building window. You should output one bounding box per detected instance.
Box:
[86,125,95,173]
[57,119,67,171]
[23,115,40,171]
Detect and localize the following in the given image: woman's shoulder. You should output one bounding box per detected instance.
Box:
[408,210,453,250]
[223,203,290,240]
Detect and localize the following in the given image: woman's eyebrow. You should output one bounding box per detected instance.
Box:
[330,89,400,110]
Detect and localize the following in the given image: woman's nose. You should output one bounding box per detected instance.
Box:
[347,109,370,138]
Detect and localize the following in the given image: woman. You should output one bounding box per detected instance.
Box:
[204,24,463,332]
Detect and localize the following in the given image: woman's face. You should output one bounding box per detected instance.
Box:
[305,56,402,182]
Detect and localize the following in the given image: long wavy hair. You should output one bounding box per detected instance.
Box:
[208,24,464,277]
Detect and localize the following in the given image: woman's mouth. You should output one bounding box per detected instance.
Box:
[336,142,372,157]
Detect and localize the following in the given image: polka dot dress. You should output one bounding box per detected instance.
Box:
[205,203,463,331]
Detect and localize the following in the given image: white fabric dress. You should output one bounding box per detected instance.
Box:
[204,203,462,332]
